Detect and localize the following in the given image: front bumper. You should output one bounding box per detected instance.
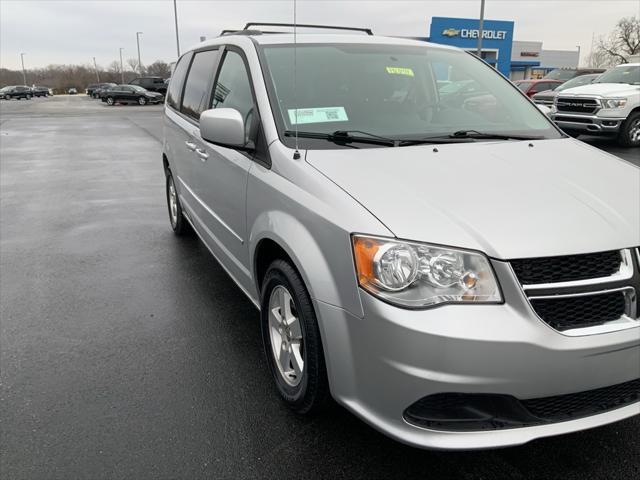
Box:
[316,261,640,450]
[551,112,624,135]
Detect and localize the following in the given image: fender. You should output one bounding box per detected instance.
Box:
[249,210,364,319]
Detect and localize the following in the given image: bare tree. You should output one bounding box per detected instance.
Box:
[145,60,171,78]
[126,58,140,74]
[595,16,640,65]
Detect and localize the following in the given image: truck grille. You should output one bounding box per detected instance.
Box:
[510,249,639,333]
[556,98,599,114]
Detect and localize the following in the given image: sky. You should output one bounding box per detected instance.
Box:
[1,0,638,70]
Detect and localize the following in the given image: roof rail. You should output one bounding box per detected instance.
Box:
[243,22,373,35]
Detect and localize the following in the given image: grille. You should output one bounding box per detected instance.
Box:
[529,291,626,331]
[554,115,593,124]
[511,250,621,285]
[523,378,640,422]
[556,98,599,114]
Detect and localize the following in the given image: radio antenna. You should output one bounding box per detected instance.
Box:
[292,0,301,160]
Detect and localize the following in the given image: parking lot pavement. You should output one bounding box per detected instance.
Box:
[1,95,638,480]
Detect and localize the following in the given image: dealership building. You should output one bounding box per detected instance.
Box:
[424,17,580,80]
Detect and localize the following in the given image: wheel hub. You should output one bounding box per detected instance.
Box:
[268,285,304,387]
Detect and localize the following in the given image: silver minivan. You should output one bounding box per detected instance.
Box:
[162,24,640,450]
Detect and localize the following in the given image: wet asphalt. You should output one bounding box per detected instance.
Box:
[1,95,639,480]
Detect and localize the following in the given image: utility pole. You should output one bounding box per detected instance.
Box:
[173,0,181,57]
[119,48,124,84]
[93,57,100,82]
[476,0,486,58]
[576,45,581,68]
[589,32,596,67]
[20,53,27,85]
[136,31,144,75]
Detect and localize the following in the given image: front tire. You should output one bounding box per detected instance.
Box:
[618,112,640,147]
[260,259,330,414]
[138,96,147,106]
[4,95,10,100]
[26,94,31,100]
[106,96,115,106]
[166,172,188,235]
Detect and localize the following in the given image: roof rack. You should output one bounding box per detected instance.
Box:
[243,22,373,35]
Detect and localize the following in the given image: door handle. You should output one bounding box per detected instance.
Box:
[185,141,197,151]
[195,148,209,161]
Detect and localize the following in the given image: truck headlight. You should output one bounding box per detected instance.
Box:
[603,98,627,109]
[352,235,502,308]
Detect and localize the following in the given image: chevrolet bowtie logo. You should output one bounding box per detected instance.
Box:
[442,28,461,37]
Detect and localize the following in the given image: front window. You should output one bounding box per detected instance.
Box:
[130,85,147,92]
[260,44,560,149]
[544,69,577,81]
[516,81,532,91]
[595,65,640,85]
[557,74,598,91]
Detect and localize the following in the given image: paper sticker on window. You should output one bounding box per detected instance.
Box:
[385,67,415,77]
[288,107,348,125]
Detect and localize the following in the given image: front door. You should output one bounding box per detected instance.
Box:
[192,47,257,289]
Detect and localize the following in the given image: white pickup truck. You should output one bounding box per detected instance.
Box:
[551,63,640,147]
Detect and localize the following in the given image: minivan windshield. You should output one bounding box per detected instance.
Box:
[595,65,640,85]
[261,44,561,148]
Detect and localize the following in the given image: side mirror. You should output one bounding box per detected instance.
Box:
[200,108,246,148]
[536,104,552,117]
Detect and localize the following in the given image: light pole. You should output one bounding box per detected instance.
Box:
[20,52,27,85]
[476,0,486,59]
[119,48,124,84]
[93,57,100,82]
[136,31,144,75]
[173,0,181,57]
[576,45,581,68]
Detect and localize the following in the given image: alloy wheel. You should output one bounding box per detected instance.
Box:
[268,285,304,387]
[629,118,640,144]
[168,177,178,228]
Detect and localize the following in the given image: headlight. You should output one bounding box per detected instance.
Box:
[352,235,502,308]
[603,98,627,109]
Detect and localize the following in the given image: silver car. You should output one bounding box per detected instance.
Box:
[162,24,640,450]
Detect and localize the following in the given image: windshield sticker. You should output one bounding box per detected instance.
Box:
[288,107,348,125]
[385,66,415,77]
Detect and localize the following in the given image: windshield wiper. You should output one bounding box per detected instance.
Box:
[284,129,399,147]
[404,130,545,144]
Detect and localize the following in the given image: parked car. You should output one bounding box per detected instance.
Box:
[532,73,600,106]
[85,83,100,96]
[31,86,51,97]
[514,79,563,98]
[162,24,640,451]
[543,67,606,82]
[101,84,164,105]
[93,83,117,99]
[129,76,168,95]
[68,87,78,94]
[0,85,32,100]
[551,63,640,146]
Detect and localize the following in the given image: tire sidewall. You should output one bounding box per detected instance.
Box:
[107,97,114,106]
[260,260,328,413]
[165,172,186,234]
[138,96,147,105]
[619,112,640,147]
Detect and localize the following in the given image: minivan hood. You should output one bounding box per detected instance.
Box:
[306,138,639,259]
[560,83,640,97]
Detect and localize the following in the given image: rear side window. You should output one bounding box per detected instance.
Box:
[181,49,219,120]
[166,52,193,110]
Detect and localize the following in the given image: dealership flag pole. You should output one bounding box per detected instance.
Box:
[476,0,485,58]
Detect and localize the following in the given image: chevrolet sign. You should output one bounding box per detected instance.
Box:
[441,28,507,40]
[442,28,461,37]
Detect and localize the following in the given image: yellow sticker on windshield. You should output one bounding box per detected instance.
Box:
[385,67,415,77]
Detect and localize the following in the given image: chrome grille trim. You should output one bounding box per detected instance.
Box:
[522,249,634,291]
